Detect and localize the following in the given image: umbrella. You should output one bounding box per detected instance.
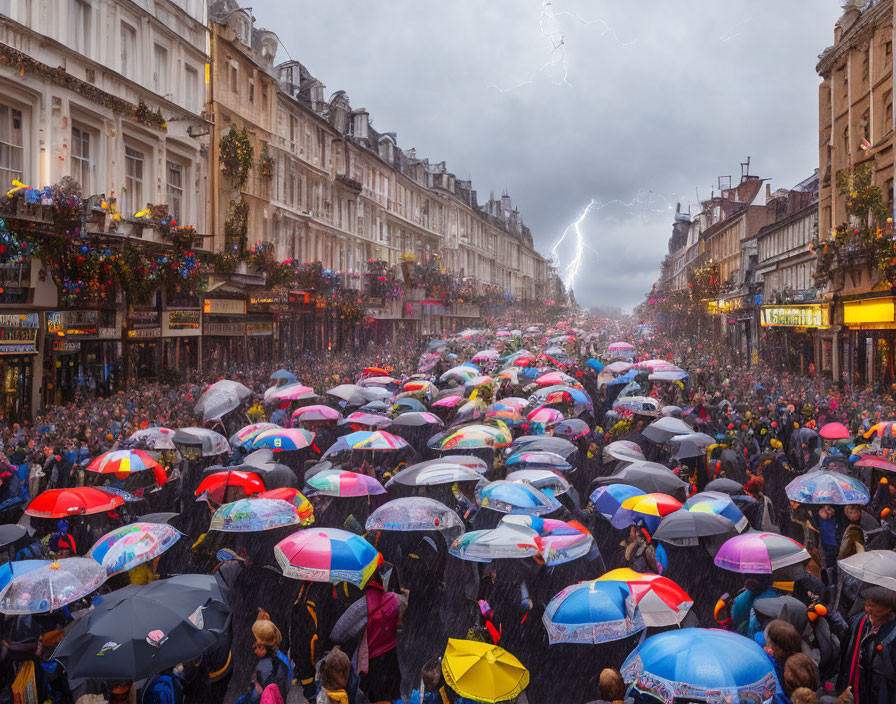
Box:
[506,469,571,497]
[714,532,809,574]
[357,375,397,389]
[85,450,165,483]
[669,432,715,460]
[326,384,368,405]
[242,463,298,490]
[605,361,633,374]
[307,469,386,497]
[209,498,308,532]
[25,487,124,518]
[230,422,280,448]
[432,395,465,409]
[390,412,444,428]
[476,480,561,516]
[0,560,49,592]
[251,428,315,452]
[785,470,870,505]
[614,396,662,418]
[543,579,645,644]
[642,417,694,443]
[0,558,106,614]
[256,488,314,523]
[0,524,28,551]
[653,510,738,547]
[839,550,896,591]
[386,461,485,487]
[590,483,645,523]
[266,384,316,403]
[173,428,230,457]
[603,440,646,464]
[140,512,180,525]
[526,407,565,425]
[365,497,464,540]
[552,418,591,440]
[338,412,392,429]
[685,491,749,531]
[195,470,266,502]
[440,367,478,383]
[88,522,182,577]
[441,638,529,704]
[506,451,572,471]
[820,422,851,440]
[323,430,409,457]
[127,427,177,451]
[618,493,683,531]
[52,574,230,680]
[512,515,594,565]
[472,349,499,363]
[648,370,689,383]
[596,462,689,497]
[597,568,693,626]
[621,628,779,704]
[403,379,437,396]
[361,366,390,378]
[292,405,342,423]
[275,527,382,587]
[204,379,252,399]
[704,477,745,495]
[391,397,427,413]
[270,369,297,383]
[194,385,243,421]
[855,454,896,472]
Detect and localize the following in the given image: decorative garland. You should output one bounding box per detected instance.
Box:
[134,101,167,130]
[219,125,254,189]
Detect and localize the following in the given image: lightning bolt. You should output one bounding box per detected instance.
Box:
[491,0,635,93]
[550,191,678,292]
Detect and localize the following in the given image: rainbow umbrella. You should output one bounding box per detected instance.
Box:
[230,423,280,448]
[275,527,382,586]
[590,484,645,525]
[527,407,565,425]
[523,515,594,565]
[0,558,106,615]
[476,480,561,516]
[307,469,386,497]
[256,488,314,525]
[88,522,182,577]
[292,405,342,423]
[506,451,572,471]
[543,579,645,644]
[366,497,464,540]
[714,532,809,574]
[618,492,682,532]
[403,379,437,397]
[684,491,749,531]
[785,470,870,505]
[322,430,409,458]
[85,450,163,479]
[597,568,693,626]
[251,428,315,452]
[621,629,779,704]
[209,498,305,532]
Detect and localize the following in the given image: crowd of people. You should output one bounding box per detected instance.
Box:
[1,313,896,704]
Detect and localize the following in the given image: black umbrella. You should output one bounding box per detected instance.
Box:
[0,524,26,549]
[653,511,738,547]
[139,512,181,525]
[704,478,745,496]
[53,574,231,680]
[594,461,688,497]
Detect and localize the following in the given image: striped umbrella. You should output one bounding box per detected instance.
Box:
[618,492,682,532]
[85,450,163,480]
[307,469,386,497]
[251,428,315,452]
[714,532,809,574]
[597,568,693,626]
[275,528,382,586]
[684,491,749,531]
[590,484,645,525]
[266,384,316,403]
[291,405,342,423]
[230,423,280,448]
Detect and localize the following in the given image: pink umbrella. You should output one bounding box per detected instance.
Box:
[275,528,382,586]
[536,371,566,387]
[268,384,316,402]
[307,469,387,497]
[819,422,851,440]
[292,405,341,422]
[856,454,896,472]
[433,395,465,408]
[527,406,565,425]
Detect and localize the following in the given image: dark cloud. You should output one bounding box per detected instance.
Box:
[253,0,842,310]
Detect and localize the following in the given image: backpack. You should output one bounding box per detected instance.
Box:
[140,674,184,704]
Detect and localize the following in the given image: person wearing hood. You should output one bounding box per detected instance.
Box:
[837,586,896,704]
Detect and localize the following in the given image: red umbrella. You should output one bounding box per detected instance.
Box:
[856,455,896,472]
[820,422,850,440]
[194,470,266,503]
[26,488,124,518]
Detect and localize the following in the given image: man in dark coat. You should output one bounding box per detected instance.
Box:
[837,585,896,704]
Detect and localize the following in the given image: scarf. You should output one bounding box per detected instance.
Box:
[324,689,349,704]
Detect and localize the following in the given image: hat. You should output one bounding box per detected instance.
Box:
[860,585,896,611]
[252,611,282,648]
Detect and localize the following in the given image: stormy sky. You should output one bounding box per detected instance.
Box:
[252,1,843,311]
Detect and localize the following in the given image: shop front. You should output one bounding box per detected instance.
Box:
[839,296,896,386]
[45,309,121,402]
[125,309,162,381]
[759,303,830,375]
[247,292,284,365]
[202,297,247,372]
[0,312,39,421]
[163,310,201,376]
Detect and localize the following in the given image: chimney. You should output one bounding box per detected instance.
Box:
[766,183,772,201]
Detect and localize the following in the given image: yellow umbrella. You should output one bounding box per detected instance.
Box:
[441,638,529,703]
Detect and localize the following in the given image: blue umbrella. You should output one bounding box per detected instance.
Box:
[0,560,50,592]
[543,579,644,644]
[621,628,780,704]
[684,491,749,531]
[607,369,640,387]
[590,484,644,525]
[476,480,561,516]
[391,398,426,413]
[270,369,297,384]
